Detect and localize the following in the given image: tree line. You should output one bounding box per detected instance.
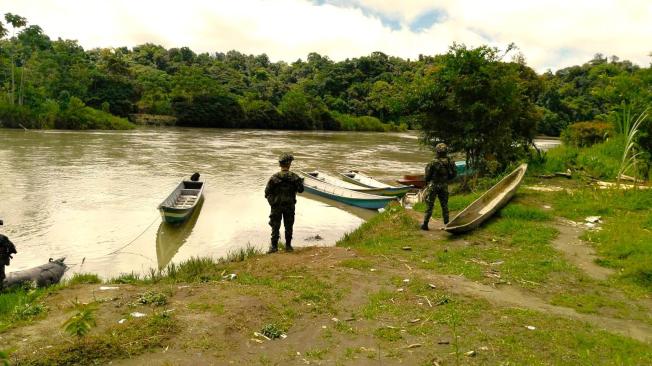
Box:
[0,14,650,140]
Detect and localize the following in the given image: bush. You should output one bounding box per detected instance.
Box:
[0,102,43,128]
[331,112,406,132]
[533,137,624,179]
[241,99,282,128]
[561,121,614,147]
[172,93,244,128]
[55,97,134,130]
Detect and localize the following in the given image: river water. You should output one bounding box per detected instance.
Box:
[0,128,432,278]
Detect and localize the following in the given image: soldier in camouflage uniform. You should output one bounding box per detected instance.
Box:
[265,153,304,253]
[421,143,457,230]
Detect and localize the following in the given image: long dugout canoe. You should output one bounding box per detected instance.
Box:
[444,164,528,234]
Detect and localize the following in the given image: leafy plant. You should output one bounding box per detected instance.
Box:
[615,106,648,184]
[0,349,12,366]
[62,301,98,338]
[260,323,283,339]
[135,291,167,306]
[12,302,46,320]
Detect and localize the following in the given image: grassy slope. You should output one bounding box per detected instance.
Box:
[1,186,651,365]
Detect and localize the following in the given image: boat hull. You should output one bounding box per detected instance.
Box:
[444,164,528,234]
[158,180,205,224]
[355,186,412,197]
[160,207,197,224]
[303,185,393,209]
[340,172,413,197]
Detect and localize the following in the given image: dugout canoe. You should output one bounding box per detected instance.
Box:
[158,179,205,224]
[3,257,67,289]
[340,171,413,197]
[299,171,396,210]
[444,164,528,234]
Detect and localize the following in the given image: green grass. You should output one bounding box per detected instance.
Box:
[67,273,102,285]
[0,286,60,332]
[339,258,373,270]
[491,308,652,365]
[187,302,225,315]
[530,137,644,180]
[237,271,340,314]
[413,190,483,215]
[551,188,652,291]
[17,311,177,365]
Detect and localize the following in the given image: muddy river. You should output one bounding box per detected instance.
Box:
[0,128,435,277]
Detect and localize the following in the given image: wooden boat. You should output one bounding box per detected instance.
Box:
[156,198,203,269]
[307,171,410,197]
[158,179,205,224]
[340,171,413,197]
[4,258,67,289]
[397,161,472,187]
[299,171,396,210]
[444,164,528,234]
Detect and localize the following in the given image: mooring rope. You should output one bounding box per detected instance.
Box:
[106,214,159,256]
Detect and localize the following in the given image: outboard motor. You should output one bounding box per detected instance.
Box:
[190,172,200,182]
[0,219,18,289]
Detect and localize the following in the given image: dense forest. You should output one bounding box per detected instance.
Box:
[0,14,651,137]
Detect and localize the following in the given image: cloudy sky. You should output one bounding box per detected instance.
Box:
[2,0,651,71]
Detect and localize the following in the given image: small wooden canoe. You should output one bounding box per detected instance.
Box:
[158,180,205,224]
[4,257,67,289]
[444,164,528,234]
[299,171,396,210]
[340,171,413,197]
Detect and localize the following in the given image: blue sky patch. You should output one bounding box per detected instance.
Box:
[310,0,402,30]
[409,9,447,32]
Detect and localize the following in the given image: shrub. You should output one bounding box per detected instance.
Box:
[561,121,614,147]
[62,301,97,338]
[331,111,406,132]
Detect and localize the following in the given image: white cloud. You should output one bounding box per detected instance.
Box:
[2,0,651,71]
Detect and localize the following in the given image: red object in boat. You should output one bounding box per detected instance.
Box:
[397,174,425,188]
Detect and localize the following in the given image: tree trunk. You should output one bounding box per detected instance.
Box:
[19,66,25,105]
[10,53,15,105]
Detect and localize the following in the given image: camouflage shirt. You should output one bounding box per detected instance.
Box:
[265,171,304,206]
[425,157,457,185]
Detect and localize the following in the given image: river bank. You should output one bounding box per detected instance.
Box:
[2,178,651,365]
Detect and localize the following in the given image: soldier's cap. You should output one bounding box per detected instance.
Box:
[435,143,448,154]
[278,153,294,165]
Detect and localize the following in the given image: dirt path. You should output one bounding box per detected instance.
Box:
[551,221,614,280]
[427,273,652,343]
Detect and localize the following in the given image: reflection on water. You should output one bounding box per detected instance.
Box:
[0,128,431,277]
[156,197,204,269]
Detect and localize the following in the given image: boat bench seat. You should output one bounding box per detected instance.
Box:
[179,189,201,196]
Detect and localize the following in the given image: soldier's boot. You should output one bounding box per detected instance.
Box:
[421,213,431,231]
[285,234,293,252]
[267,238,279,254]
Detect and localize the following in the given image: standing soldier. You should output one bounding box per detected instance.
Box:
[265,153,304,253]
[421,143,457,230]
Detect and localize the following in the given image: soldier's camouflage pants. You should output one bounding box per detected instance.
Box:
[269,204,295,244]
[423,183,449,225]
